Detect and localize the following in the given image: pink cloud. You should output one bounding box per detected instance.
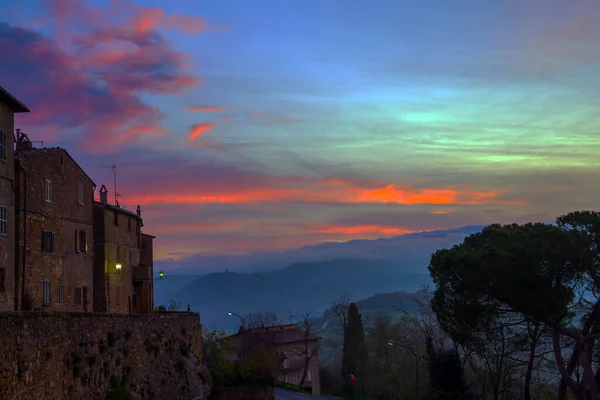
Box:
[189,122,218,140]
[1,0,217,153]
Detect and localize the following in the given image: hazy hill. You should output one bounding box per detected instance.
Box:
[155,225,485,274]
[162,258,432,331]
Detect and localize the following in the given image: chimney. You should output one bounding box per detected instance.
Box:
[99,184,108,205]
[136,205,141,217]
[15,129,33,152]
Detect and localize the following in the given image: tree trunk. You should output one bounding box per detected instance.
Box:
[523,324,539,400]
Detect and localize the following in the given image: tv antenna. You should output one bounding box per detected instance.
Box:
[99,164,121,206]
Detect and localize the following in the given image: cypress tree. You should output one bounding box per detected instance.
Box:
[341,303,368,395]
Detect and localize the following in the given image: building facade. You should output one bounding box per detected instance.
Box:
[222,324,321,395]
[94,186,154,314]
[14,136,96,311]
[136,233,155,313]
[0,87,29,311]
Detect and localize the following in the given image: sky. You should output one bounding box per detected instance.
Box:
[1,0,599,262]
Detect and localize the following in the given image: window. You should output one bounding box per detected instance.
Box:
[307,371,312,382]
[75,287,82,305]
[83,286,88,311]
[127,218,131,231]
[41,230,55,254]
[77,181,84,205]
[136,221,140,234]
[43,281,50,305]
[0,129,6,162]
[0,205,7,236]
[59,284,64,303]
[78,230,87,253]
[113,211,119,226]
[45,180,52,203]
[0,268,5,293]
[74,230,79,252]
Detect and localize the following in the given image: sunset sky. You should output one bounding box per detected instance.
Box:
[1,0,599,261]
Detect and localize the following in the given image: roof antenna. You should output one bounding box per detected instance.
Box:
[98,164,121,206]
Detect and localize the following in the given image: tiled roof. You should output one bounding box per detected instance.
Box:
[224,324,321,344]
[0,85,30,113]
[16,146,96,185]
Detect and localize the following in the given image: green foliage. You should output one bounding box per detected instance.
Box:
[238,348,279,386]
[275,381,310,394]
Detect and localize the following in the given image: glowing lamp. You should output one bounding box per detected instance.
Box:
[115,263,122,271]
[159,270,164,279]
[228,312,233,316]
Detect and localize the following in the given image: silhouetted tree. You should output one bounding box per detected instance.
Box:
[342,302,368,395]
[429,349,467,400]
[429,211,600,400]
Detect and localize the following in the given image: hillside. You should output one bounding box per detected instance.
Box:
[159,258,433,331]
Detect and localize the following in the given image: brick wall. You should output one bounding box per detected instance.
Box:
[0,311,209,400]
[15,148,95,312]
[0,101,16,311]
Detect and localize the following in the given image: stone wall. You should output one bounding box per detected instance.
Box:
[0,99,16,312]
[0,311,210,400]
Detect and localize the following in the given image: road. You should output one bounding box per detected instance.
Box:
[275,388,340,400]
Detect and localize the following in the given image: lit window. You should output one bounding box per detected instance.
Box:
[77,181,84,205]
[0,205,7,236]
[45,180,52,203]
[0,129,6,162]
[43,281,51,305]
[59,284,64,303]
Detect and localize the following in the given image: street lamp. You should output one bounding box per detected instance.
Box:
[228,311,245,330]
[159,270,164,279]
[115,263,122,271]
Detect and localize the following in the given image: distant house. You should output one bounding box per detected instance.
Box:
[14,134,96,312]
[221,324,321,395]
[0,86,29,311]
[93,186,155,314]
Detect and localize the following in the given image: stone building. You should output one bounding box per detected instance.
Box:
[0,86,29,311]
[222,324,321,395]
[94,186,155,314]
[14,134,96,311]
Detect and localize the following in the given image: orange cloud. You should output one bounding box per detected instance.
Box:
[310,225,415,236]
[189,122,218,140]
[122,178,521,207]
[187,105,226,112]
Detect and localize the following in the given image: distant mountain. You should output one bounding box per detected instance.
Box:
[162,258,433,331]
[155,225,484,274]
